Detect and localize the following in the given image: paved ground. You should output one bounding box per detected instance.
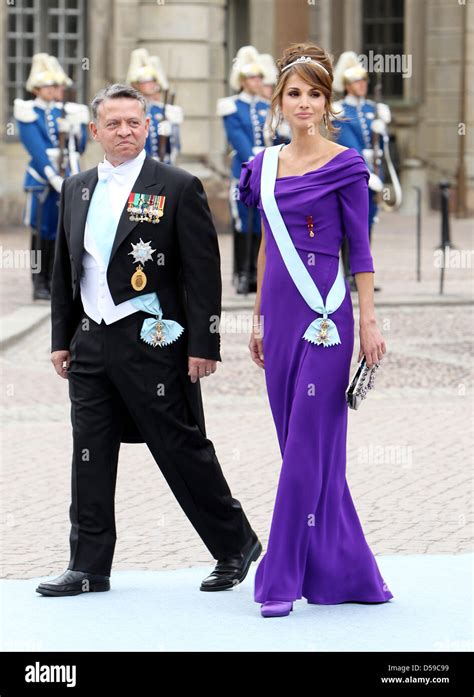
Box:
[0,209,473,581]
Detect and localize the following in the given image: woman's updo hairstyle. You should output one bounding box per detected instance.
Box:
[270,42,340,138]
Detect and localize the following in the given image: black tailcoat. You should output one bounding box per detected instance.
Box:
[51,155,222,443]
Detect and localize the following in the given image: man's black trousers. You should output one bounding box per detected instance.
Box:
[66,310,254,575]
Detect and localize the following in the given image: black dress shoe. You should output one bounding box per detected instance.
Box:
[36,569,110,597]
[200,535,262,591]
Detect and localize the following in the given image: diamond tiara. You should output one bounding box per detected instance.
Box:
[280,55,330,77]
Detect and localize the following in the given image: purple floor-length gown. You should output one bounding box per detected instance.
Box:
[238,146,394,605]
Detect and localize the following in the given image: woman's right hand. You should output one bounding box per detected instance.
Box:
[249,315,264,369]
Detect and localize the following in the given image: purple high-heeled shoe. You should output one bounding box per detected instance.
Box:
[260,601,293,617]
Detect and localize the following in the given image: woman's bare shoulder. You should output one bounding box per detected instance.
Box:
[331,145,350,155]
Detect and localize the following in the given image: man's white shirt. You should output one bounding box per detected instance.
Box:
[80,148,150,324]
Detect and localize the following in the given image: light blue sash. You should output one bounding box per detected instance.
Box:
[130,294,184,347]
[260,144,346,347]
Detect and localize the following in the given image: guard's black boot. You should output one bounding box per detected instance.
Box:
[32,236,51,300]
[235,232,250,294]
[45,238,56,294]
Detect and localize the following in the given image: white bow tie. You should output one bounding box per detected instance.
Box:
[97,159,130,182]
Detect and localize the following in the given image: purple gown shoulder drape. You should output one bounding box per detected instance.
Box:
[238,147,394,605]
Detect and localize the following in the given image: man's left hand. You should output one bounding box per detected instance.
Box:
[188,357,217,383]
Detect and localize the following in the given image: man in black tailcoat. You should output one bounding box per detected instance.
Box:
[36,84,261,597]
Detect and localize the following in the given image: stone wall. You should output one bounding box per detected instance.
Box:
[1,0,472,227]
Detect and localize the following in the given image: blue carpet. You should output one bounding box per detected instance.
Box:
[0,554,472,652]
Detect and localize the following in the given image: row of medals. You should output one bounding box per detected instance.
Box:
[127,193,165,224]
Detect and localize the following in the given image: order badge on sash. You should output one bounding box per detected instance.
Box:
[128,238,156,291]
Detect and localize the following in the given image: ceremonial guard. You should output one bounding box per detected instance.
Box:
[216,46,269,294]
[48,55,89,176]
[126,48,183,164]
[331,52,395,289]
[14,54,89,300]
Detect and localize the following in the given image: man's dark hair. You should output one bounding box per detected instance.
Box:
[90,83,147,122]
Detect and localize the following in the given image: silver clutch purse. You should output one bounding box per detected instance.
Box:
[345,357,381,410]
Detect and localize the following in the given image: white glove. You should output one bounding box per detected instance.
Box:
[377,102,391,124]
[371,118,387,136]
[45,147,61,169]
[157,120,172,137]
[164,104,184,125]
[64,102,90,124]
[44,165,64,193]
[362,148,374,165]
[368,172,383,193]
[57,116,82,137]
[50,175,65,193]
[252,145,265,155]
[56,117,70,134]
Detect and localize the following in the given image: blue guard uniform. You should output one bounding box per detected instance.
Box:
[55,101,89,174]
[217,91,269,237]
[331,51,394,290]
[217,44,272,294]
[126,48,184,165]
[47,53,89,176]
[145,101,183,164]
[332,94,391,235]
[15,96,63,242]
[15,53,89,300]
[331,51,392,241]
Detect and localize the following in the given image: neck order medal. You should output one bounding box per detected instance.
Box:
[128,238,156,291]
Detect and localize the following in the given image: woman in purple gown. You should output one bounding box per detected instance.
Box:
[238,43,393,618]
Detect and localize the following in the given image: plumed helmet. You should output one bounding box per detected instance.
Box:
[229,45,264,91]
[26,53,56,92]
[333,51,368,92]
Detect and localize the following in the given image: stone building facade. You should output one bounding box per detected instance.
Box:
[1,0,472,228]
